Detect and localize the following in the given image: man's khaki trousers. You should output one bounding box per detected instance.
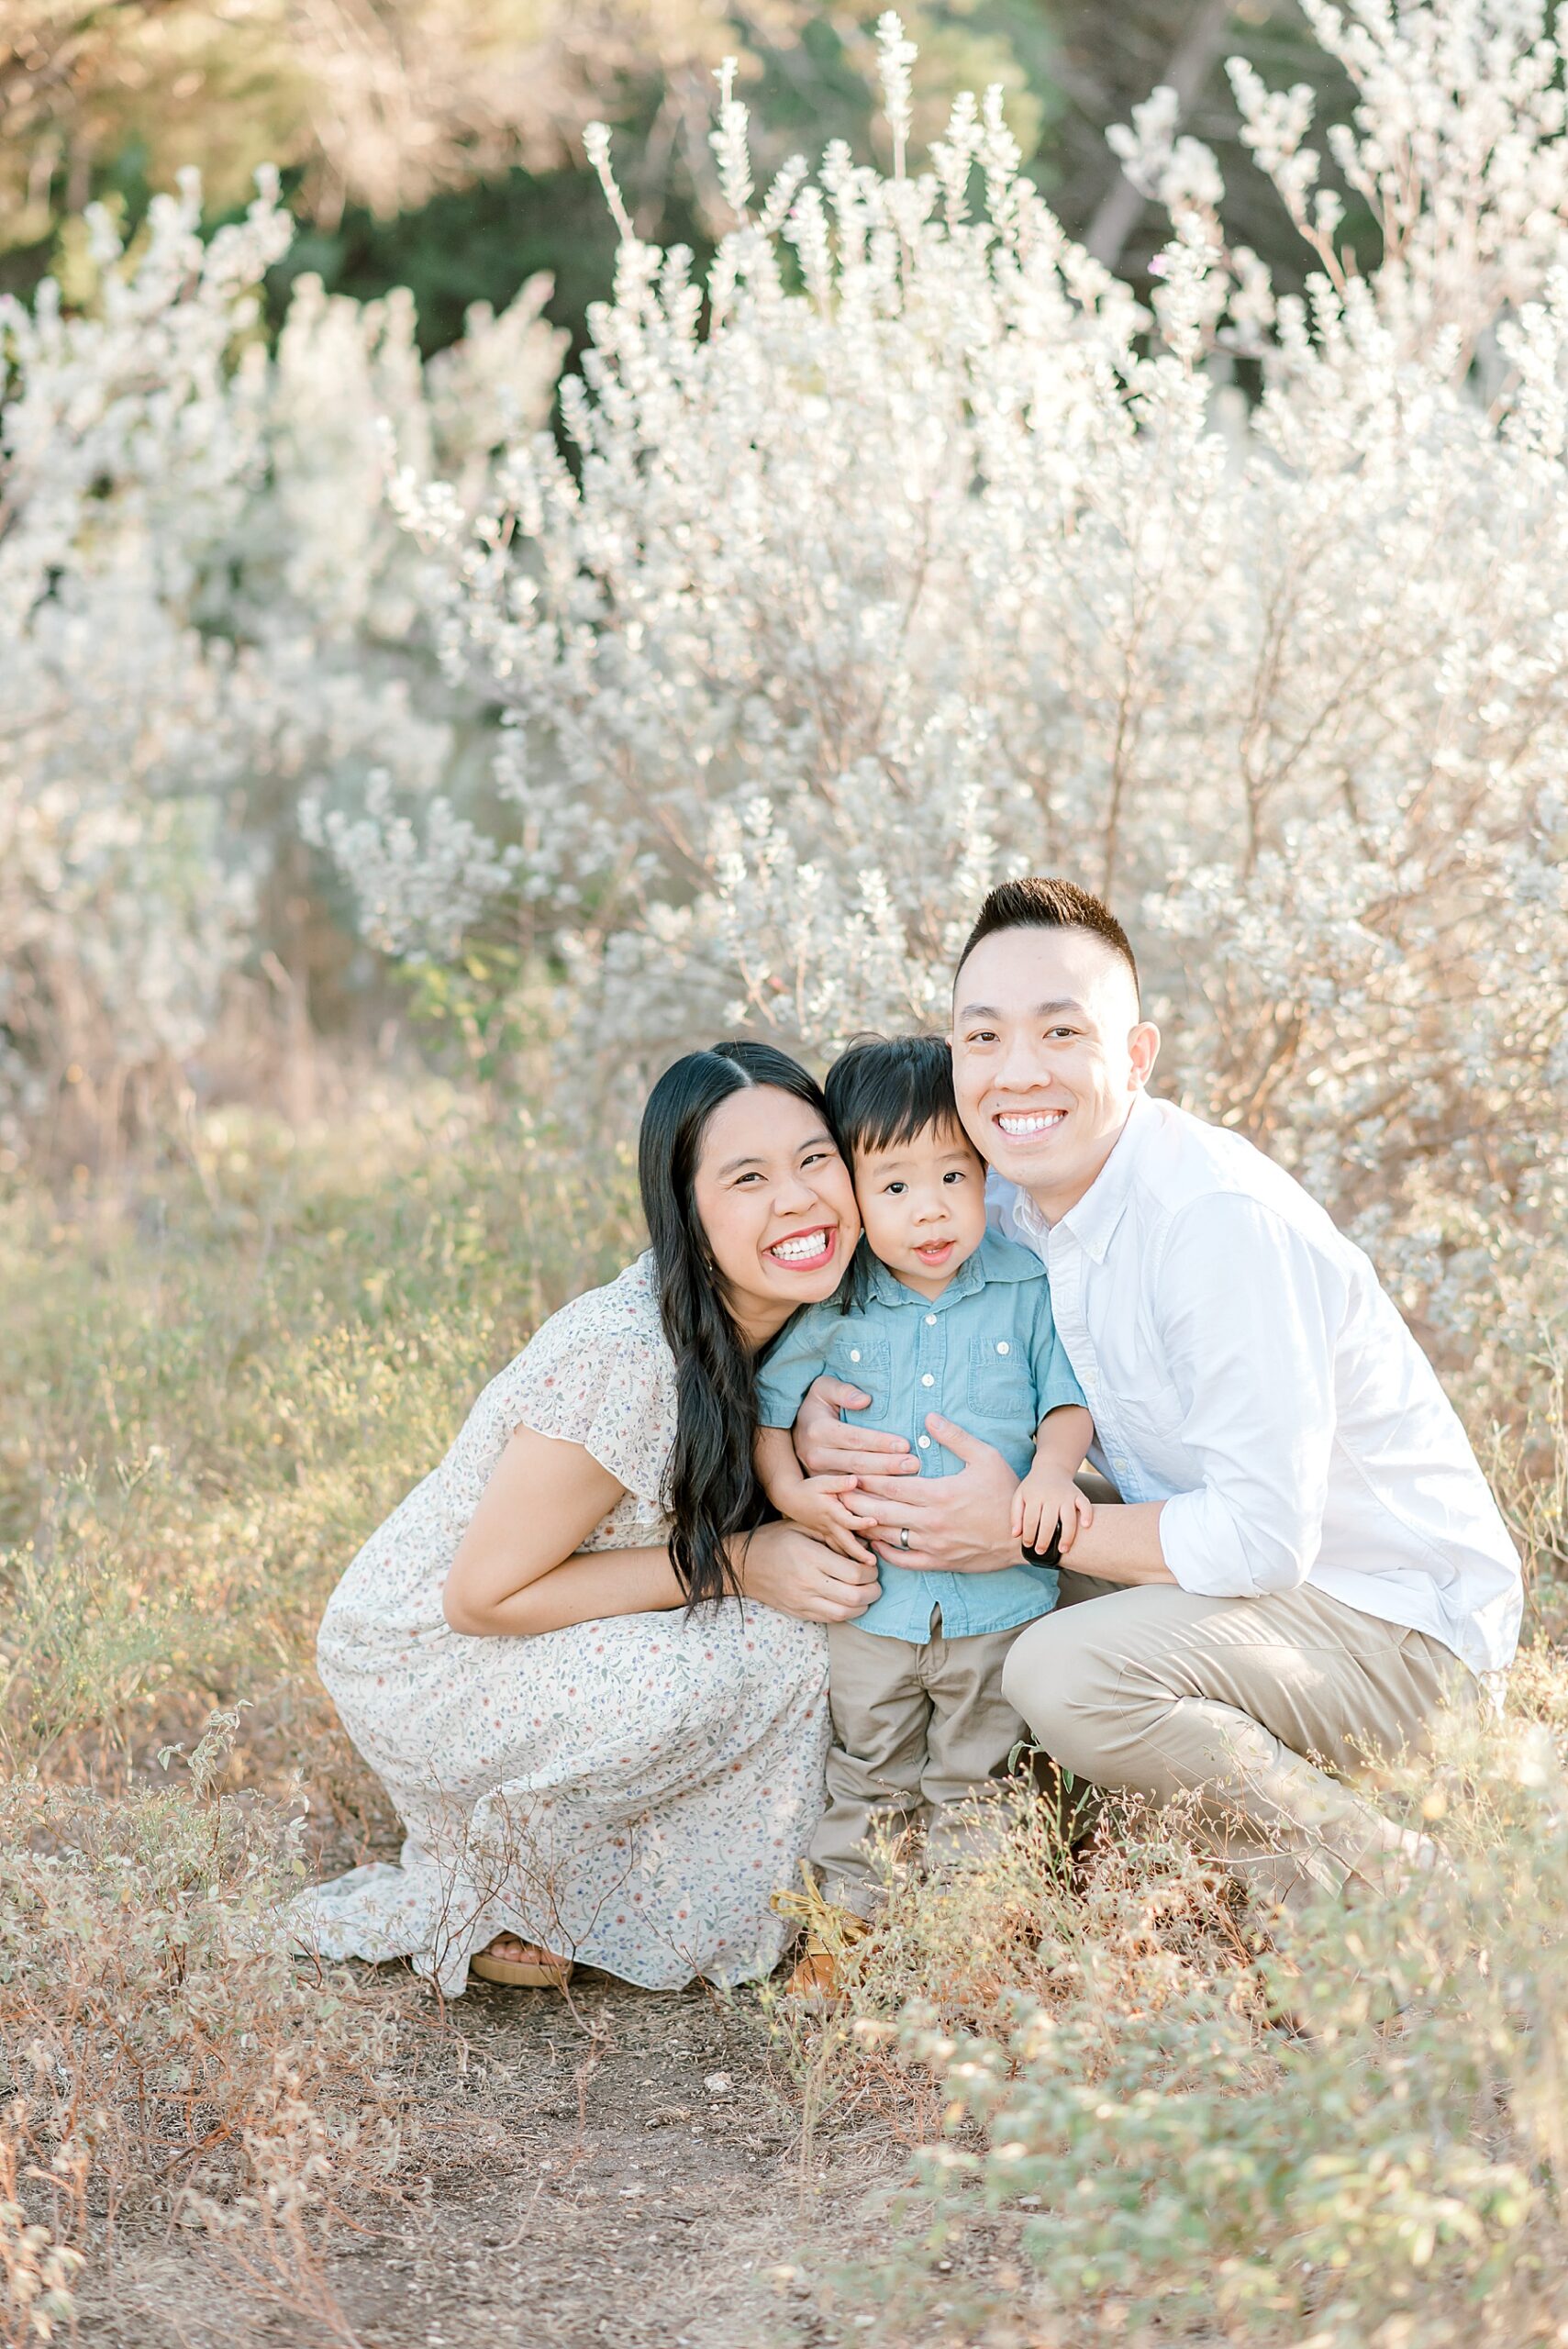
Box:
[1000,1573,1473,1915]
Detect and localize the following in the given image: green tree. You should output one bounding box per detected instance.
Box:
[0,5,1364,359]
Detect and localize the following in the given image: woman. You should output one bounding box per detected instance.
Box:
[295,1042,874,1995]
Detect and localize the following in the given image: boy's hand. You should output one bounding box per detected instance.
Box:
[1011,1468,1095,1557]
[790,1474,880,1567]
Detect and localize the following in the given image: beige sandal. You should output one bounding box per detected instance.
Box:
[469,1942,574,1988]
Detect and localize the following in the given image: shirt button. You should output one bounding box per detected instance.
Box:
[917,1434,931,1449]
[849,1349,861,1363]
[996,1341,1010,1355]
[921,1373,935,1387]
[924,1313,937,1327]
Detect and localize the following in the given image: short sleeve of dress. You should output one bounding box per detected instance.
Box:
[490,1252,676,1508]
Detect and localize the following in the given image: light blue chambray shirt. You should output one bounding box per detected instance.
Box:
[754,1229,1086,1642]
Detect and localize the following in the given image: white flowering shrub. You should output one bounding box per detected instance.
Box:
[0,173,562,1156]
[369,6,1566,1389]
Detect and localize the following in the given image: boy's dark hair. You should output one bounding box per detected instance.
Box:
[823,1033,967,1161]
[956,876,1139,996]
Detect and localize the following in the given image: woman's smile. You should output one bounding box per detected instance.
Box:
[767,1224,838,1268]
[692,1084,861,1341]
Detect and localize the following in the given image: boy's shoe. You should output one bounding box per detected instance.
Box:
[773,1866,874,2007]
[784,1930,868,2005]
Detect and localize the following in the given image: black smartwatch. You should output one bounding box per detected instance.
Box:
[1021,1515,1063,1571]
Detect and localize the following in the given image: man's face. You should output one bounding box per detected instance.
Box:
[951,924,1160,1219]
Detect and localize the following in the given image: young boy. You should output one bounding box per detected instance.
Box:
[755,1034,1095,1996]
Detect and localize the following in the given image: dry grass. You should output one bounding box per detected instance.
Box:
[0,1084,641,1785]
[1,1092,1563,2347]
[0,1088,644,2343]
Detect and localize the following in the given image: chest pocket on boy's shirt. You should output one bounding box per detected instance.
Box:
[969,1332,1036,1425]
[825,1324,893,1424]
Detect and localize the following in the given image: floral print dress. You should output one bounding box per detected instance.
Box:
[294,1253,830,1995]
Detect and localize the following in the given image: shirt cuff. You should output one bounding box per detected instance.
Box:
[1157,1487,1293,1599]
[754,1403,799,1431]
[1039,1373,1089,1419]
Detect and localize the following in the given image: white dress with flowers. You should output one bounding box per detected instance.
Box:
[294,1252,829,1995]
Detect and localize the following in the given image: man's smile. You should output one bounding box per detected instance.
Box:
[994,1108,1067,1138]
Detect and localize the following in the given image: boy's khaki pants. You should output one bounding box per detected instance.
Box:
[811,1614,1027,1918]
[1001,1571,1473,1916]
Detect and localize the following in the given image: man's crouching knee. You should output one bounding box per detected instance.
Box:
[1002,1610,1075,1757]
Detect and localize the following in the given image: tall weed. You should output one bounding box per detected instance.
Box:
[0,1105,646,2325]
[798,1712,1568,2346]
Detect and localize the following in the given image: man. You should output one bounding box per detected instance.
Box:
[796,876,1522,1918]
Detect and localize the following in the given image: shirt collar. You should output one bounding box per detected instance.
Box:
[861,1227,1038,1310]
[1008,1088,1159,1266]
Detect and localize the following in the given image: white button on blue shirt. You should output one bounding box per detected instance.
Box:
[754,1230,1087,1641]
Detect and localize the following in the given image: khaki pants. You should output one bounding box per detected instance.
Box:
[1001,1572,1473,1915]
[811,1615,1027,1918]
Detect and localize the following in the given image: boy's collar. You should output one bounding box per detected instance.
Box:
[858,1227,1040,1310]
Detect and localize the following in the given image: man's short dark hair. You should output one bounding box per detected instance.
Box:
[823,1033,966,1161]
[956,876,1139,996]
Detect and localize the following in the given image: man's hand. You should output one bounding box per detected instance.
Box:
[793,1375,920,1480]
[852,1414,1022,1574]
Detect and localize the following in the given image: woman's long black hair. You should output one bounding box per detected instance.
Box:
[639,1041,829,1607]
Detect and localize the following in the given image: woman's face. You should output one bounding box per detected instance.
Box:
[691,1085,860,1344]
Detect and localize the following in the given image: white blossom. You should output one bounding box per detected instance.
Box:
[375,5,1568,1387]
[0,174,562,1148]
[6,7,1565,1407]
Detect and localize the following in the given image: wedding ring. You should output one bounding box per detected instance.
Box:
[897,1526,911,1551]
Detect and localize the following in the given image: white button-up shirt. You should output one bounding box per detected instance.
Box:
[991,1090,1522,1677]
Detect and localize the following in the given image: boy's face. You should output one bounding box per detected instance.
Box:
[851,1119,990,1298]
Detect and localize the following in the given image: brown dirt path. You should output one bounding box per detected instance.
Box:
[75,1971,959,2349]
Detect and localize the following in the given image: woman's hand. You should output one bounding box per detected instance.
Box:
[784,1474,880,1566]
[733,1520,881,1622]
